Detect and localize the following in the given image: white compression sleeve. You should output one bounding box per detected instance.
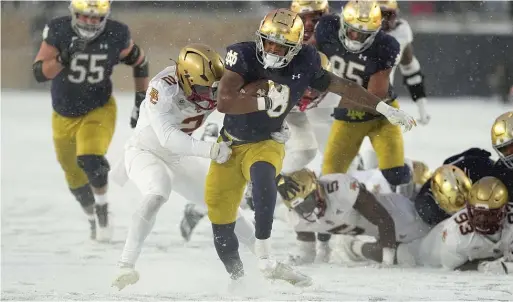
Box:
[119,194,166,267]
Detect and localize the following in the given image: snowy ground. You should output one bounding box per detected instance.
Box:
[1,90,512,301]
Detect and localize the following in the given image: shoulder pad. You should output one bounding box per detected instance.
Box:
[43,16,71,48]
[224,42,256,81]
[396,19,413,43]
[146,67,180,112]
[105,19,131,49]
[315,15,340,46]
[376,32,401,70]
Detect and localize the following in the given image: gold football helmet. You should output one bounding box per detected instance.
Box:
[340,0,382,53]
[412,160,433,186]
[297,51,332,111]
[467,176,508,234]
[290,0,329,42]
[278,168,325,221]
[378,0,399,31]
[290,0,329,14]
[430,165,472,214]
[256,8,304,69]
[69,0,111,40]
[491,111,513,169]
[176,44,224,110]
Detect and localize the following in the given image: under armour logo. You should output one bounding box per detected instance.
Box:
[225,50,238,67]
[99,43,108,50]
[358,54,367,61]
[292,74,301,80]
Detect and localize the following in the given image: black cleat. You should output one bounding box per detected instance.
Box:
[180,204,205,242]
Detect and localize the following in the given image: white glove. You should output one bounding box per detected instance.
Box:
[416,98,430,125]
[257,81,289,113]
[477,257,511,275]
[271,121,290,144]
[209,141,232,164]
[376,101,417,132]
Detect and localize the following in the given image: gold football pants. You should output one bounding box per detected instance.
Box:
[205,139,285,225]
[322,102,404,175]
[52,97,117,189]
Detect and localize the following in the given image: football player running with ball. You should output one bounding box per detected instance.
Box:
[205,8,415,286]
[348,177,513,274]
[32,0,149,241]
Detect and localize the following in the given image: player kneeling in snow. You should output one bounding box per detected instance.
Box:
[278,169,432,265]
[111,44,256,290]
[349,176,513,274]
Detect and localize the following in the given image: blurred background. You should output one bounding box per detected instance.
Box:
[1,0,512,102]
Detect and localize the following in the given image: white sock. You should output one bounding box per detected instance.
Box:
[234,212,256,254]
[119,195,165,267]
[254,238,272,259]
[94,193,108,205]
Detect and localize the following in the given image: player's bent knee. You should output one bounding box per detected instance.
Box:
[77,155,110,188]
[381,164,412,186]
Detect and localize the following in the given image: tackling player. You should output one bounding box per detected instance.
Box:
[32,0,149,241]
[110,44,258,291]
[205,8,415,286]
[414,112,513,226]
[349,177,513,274]
[278,168,432,265]
[317,1,414,197]
[379,0,430,124]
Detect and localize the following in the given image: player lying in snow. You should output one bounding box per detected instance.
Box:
[344,176,513,275]
[338,111,513,273]
[275,167,433,265]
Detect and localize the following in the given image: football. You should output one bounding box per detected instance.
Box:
[240,80,269,97]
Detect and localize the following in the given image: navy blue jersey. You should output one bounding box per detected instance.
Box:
[44,16,130,117]
[414,148,512,226]
[222,41,322,142]
[315,14,400,122]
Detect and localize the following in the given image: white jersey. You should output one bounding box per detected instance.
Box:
[127,65,214,159]
[287,173,432,243]
[398,204,513,270]
[387,19,413,84]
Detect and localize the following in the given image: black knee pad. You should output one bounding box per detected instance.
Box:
[70,184,95,207]
[77,155,110,188]
[317,233,332,242]
[296,231,316,242]
[381,164,412,186]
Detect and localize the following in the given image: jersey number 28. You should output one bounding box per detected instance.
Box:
[68,54,107,84]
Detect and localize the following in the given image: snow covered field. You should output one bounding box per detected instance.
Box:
[1,90,512,301]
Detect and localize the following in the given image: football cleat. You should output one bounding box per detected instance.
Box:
[259,258,313,287]
[180,204,205,242]
[112,266,140,291]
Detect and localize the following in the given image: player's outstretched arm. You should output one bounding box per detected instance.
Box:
[216,69,263,114]
[33,41,64,82]
[353,185,397,250]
